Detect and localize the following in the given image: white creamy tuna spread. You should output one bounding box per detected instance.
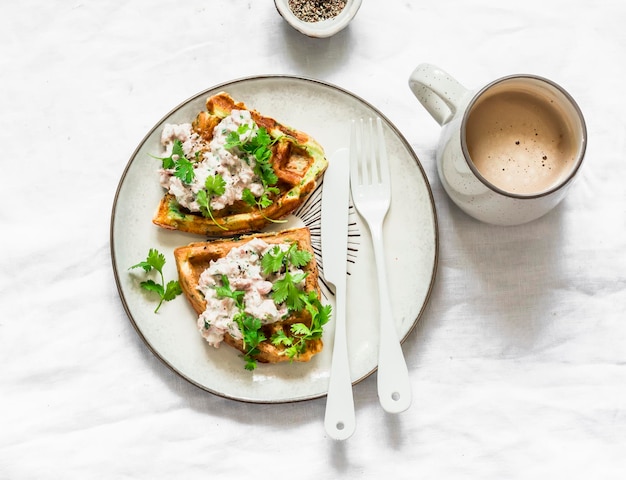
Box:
[158,110,265,211]
[196,238,306,347]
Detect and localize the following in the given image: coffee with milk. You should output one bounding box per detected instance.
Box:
[408,64,586,225]
[464,79,580,196]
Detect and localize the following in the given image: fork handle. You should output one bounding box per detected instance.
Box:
[371,223,412,414]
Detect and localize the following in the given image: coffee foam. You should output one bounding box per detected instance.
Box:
[464,79,581,196]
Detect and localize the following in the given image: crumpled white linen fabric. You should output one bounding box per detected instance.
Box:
[1,1,625,478]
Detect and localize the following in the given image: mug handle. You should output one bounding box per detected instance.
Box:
[408,63,468,126]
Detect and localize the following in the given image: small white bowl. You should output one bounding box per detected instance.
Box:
[274,0,362,38]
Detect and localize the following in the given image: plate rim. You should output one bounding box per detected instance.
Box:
[110,74,439,404]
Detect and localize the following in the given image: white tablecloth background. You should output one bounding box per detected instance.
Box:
[2,1,625,478]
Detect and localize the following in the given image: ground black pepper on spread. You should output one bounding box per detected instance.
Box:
[288,0,347,22]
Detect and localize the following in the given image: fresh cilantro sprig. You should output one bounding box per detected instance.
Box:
[236,314,266,371]
[215,274,245,305]
[152,139,196,184]
[225,125,277,178]
[130,249,182,313]
[261,242,313,274]
[214,275,266,370]
[262,243,312,311]
[271,290,331,359]
[241,185,285,224]
[225,124,286,223]
[196,174,228,231]
[261,243,331,360]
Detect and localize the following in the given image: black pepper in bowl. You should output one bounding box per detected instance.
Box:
[288,0,347,22]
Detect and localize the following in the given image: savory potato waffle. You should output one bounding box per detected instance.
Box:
[173,227,326,367]
[153,92,328,236]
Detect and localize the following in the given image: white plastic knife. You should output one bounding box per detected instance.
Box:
[321,148,355,441]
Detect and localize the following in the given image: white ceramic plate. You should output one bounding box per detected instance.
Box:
[111,75,438,403]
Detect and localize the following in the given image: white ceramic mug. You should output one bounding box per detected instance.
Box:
[408,63,587,226]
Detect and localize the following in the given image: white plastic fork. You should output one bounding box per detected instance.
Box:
[350,117,412,414]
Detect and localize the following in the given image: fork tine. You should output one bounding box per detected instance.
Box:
[374,117,389,185]
[350,119,360,186]
[360,118,369,184]
[351,117,391,189]
[351,118,367,186]
[360,118,374,185]
[364,118,374,185]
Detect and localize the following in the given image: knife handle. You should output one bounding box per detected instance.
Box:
[371,223,412,414]
[324,281,356,440]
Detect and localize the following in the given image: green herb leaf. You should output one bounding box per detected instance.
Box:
[130,260,153,273]
[260,243,312,276]
[205,173,226,197]
[152,140,195,184]
[268,244,309,312]
[241,188,256,207]
[242,316,265,347]
[215,275,245,307]
[261,245,286,275]
[171,139,185,160]
[271,329,293,347]
[272,272,307,311]
[255,127,272,145]
[164,280,183,301]
[233,311,266,371]
[174,156,195,184]
[140,279,164,296]
[129,248,182,313]
[258,193,273,209]
[285,345,300,359]
[288,244,312,269]
[290,323,311,337]
[153,139,185,169]
[196,175,228,231]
